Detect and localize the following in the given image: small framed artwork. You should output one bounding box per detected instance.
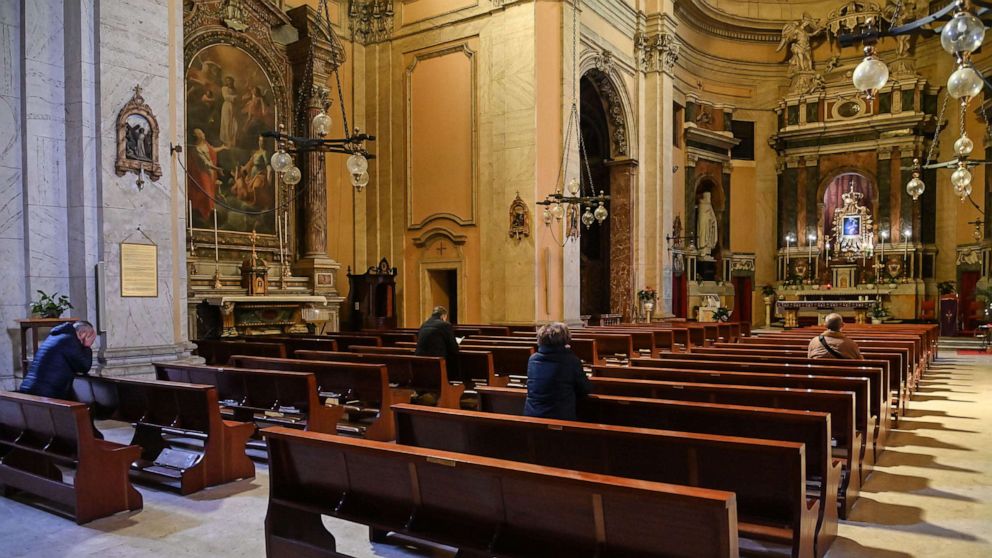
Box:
[842,215,861,237]
[115,84,162,185]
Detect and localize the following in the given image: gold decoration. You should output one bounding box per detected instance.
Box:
[508,193,530,242]
[115,84,162,188]
[831,180,875,261]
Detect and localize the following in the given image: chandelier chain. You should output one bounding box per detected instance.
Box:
[924,91,950,167]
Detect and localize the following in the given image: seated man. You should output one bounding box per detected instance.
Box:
[18,321,97,398]
[808,313,863,360]
[414,306,462,384]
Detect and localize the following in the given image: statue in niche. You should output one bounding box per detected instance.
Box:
[696,192,719,261]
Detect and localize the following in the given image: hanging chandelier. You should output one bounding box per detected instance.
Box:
[842,0,990,207]
[263,0,375,192]
[535,0,609,245]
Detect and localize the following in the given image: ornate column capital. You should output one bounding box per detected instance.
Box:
[636,31,680,75]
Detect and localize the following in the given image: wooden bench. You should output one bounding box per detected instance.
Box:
[71,375,255,494]
[229,356,404,441]
[194,339,286,365]
[154,363,341,436]
[685,348,901,417]
[461,336,600,366]
[584,376,863,518]
[293,351,464,409]
[0,391,143,524]
[263,426,740,558]
[349,346,501,389]
[476,386,838,550]
[632,355,889,460]
[242,336,340,355]
[394,404,816,557]
[715,342,909,413]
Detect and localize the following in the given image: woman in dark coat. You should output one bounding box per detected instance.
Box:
[524,322,591,420]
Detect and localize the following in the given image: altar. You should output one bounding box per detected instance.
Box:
[775,299,876,328]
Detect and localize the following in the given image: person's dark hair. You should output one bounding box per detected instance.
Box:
[73,321,95,334]
[536,322,570,348]
[824,313,843,332]
[431,306,448,319]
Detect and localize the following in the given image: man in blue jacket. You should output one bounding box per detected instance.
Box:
[524,322,592,420]
[18,321,96,399]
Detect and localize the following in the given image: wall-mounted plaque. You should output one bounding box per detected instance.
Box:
[121,242,159,297]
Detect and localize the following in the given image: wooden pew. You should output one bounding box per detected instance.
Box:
[394,404,816,557]
[686,348,900,417]
[462,336,600,366]
[476,387,838,551]
[194,339,286,365]
[292,351,464,409]
[228,356,403,441]
[633,355,889,459]
[263,427,740,558]
[350,346,501,389]
[751,334,922,385]
[361,331,417,345]
[71,376,255,494]
[716,342,909,414]
[584,376,863,518]
[0,391,143,524]
[602,363,876,471]
[154,363,341,435]
[242,336,339,355]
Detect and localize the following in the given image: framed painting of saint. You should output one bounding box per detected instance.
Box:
[186,44,278,235]
[842,215,861,237]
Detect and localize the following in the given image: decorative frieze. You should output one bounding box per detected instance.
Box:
[350,0,393,45]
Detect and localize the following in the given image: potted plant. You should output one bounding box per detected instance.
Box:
[869,304,888,325]
[30,290,73,319]
[637,287,658,322]
[761,284,777,304]
[713,307,732,322]
[937,281,957,296]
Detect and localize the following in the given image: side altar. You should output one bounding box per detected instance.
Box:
[183,2,345,340]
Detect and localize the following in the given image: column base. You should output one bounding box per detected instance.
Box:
[96,343,200,378]
[294,255,342,297]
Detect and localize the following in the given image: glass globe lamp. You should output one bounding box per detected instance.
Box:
[550,203,564,221]
[353,171,370,190]
[271,150,292,173]
[852,47,889,98]
[567,178,580,195]
[954,133,975,157]
[951,162,972,192]
[906,176,925,200]
[346,153,369,177]
[593,201,608,223]
[954,181,973,199]
[542,208,553,225]
[581,207,595,228]
[941,11,986,55]
[311,111,332,137]
[283,165,302,185]
[947,65,984,100]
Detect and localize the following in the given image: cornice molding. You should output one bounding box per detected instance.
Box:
[673,0,782,44]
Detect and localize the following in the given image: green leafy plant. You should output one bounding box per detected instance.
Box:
[761,284,777,297]
[30,291,73,319]
[869,304,888,319]
[937,281,957,295]
[975,286,992,322]
[637,287,658,303]
[713,307,731,322]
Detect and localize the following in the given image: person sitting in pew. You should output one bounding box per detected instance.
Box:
[525,322,591,420]
[415,306,462,384]
[808,313,864,360]
[18,321,97,398]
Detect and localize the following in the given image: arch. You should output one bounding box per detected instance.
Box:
[578,59,635,160]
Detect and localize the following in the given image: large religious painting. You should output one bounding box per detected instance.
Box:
[186,44,277,235]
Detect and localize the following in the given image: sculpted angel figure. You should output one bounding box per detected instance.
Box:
[778,13,824,74]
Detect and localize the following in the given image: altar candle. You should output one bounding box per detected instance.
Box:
[276,213,283,264]
[284,211,290,260]
[213,207,219,262]
[188,201,193,234]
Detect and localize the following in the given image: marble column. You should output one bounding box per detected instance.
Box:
[287,6,342,300]
[608,159,638,321]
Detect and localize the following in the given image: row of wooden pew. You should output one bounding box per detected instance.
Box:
[0,321,935,558]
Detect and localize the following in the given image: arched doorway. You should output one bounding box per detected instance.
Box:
[579,73,612,317]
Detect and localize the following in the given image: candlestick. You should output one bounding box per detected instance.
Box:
[284,211,289,261]
[213,207,219,262]
[276,213,284,266]
[188,201,193,234]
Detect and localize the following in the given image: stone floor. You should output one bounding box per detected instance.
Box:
[2,352,991,557]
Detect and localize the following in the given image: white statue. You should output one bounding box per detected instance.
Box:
[696,191,719,260]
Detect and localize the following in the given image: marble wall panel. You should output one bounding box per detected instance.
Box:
[0,164,22,239]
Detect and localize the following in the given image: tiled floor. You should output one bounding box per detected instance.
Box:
[3,352,991,557]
